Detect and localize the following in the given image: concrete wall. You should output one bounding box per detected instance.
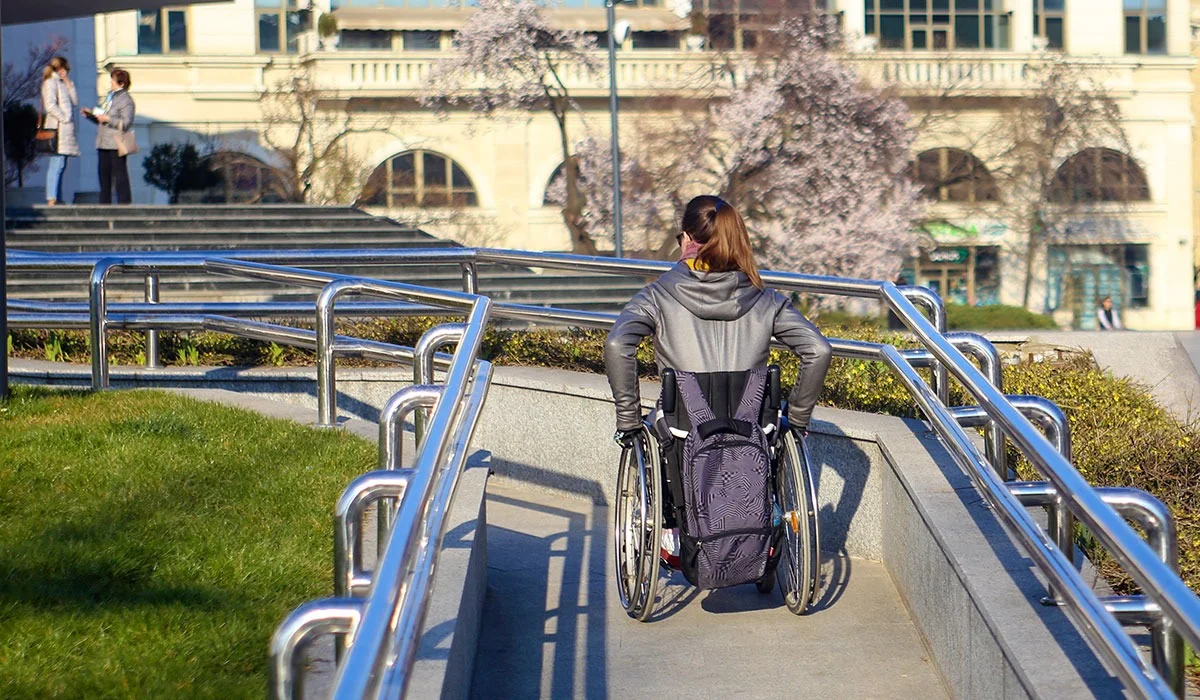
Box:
[13,359,1133,698]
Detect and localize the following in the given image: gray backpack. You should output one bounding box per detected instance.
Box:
[675,367,773,589]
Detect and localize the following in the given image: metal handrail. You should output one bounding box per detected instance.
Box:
[330,300,492,699]
[9,246,1200,697]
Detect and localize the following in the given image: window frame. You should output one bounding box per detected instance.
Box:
[256,0,303,55]
[1032,0,1065,51]
[366,150,478,209]
[138,6,190,55]
[863,0,1012,52]
[1123,0,1167,55]
[914,147,999,204]
[1049,148,1151,204]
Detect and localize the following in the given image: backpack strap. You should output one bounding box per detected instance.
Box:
[676,367,769,438]
[734,366,769,424]
[675,370,716,431]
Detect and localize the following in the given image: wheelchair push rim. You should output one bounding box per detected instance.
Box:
[775,431,820,615]
[613,427,662,621]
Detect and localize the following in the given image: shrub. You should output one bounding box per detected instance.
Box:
[946,303,1059,330]
[142,143,222,203]
[9,321,1199,599]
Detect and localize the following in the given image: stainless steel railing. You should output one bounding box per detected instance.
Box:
[7,245,1198,698]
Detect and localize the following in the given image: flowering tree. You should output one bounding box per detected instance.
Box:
[553,15,922,281]
[420,0,603,254]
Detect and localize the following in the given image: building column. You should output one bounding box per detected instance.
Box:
[837,0,865,41]
[1009,0,1034,52]
[1167,0,1192,56]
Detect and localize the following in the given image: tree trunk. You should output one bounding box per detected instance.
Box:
[553,104,598,256]
[1021,210,1042,309]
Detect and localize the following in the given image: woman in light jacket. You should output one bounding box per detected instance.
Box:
[40,56,81,206]
[84,68,136,204]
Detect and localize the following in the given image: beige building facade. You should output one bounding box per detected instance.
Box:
[89,0,1197,328]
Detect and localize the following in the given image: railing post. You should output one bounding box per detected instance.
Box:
[899,285,948,405]
[460,262,478,295]
[269,598,362,700]
[946,332,1007,480]
[144,273,160,369]
[376,385,442,560]
[413,323,466,444]
[88,259,118,389]
[1103,488,1185,698]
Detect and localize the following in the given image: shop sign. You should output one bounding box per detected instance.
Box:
[921,221,1007,242]
[928,247,968,264]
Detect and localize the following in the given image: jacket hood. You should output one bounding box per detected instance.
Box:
[658,261,763,321]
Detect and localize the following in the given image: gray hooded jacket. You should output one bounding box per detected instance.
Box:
[605,262,833,432]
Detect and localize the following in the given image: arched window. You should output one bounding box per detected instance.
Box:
[1049,148,1150,203]
[914,148,999,203]
[543,163,565,206]
[200,152,289,204]
[360,150,477,208]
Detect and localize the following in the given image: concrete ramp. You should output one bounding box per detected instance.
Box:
[471,483,948,699]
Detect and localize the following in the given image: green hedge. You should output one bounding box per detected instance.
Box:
[945,303,1059,330]
[7,321,1198,598]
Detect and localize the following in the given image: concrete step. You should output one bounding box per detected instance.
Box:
[6,217,406,231]
[6,232,452,248]
[5,204,366,219]
[471,483,948,699]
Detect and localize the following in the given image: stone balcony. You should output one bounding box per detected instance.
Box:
[104,48,1192,103]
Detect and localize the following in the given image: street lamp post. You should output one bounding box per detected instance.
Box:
[605,0,627,258]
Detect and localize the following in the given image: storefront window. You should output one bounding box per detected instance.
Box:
[903,245,1000,306]
[1046,244,1149,328]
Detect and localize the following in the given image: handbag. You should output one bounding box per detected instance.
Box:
[34,103,58,155]
[115,129,138,157]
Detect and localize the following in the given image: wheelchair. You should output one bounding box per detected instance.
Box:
[614,365,821,622]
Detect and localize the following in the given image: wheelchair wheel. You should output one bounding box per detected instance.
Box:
[613,426,662,622]
[775,431,820,615]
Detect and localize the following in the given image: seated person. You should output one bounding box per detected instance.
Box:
[604,195,832,567]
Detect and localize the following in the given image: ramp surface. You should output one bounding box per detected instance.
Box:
[472,483,949,699]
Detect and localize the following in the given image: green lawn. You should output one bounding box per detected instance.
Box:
[0,386,375,699]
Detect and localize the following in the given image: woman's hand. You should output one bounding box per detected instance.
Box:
[96,114,110,124]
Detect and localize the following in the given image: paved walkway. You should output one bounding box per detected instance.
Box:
[471,483,949,699]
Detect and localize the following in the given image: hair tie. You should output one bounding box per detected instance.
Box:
[714,198,725,211]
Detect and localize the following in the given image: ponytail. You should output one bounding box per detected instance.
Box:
[680,196,763,288]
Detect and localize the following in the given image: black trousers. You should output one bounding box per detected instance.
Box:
[98,148,131,204]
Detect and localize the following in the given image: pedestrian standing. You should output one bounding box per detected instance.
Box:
[84,68,136,204]
[40,56,81,206]
[1096,296,1123,331]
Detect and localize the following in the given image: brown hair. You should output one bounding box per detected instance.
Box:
[42,56,70,82]
[680,195,763,288]
[111,69,132,90]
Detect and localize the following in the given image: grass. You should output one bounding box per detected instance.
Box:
[0,385,375,699]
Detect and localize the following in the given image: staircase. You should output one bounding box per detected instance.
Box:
[4,205,647,311]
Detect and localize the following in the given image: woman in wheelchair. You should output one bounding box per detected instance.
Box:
[604,195,832,618]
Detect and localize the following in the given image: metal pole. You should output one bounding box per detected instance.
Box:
[605,0,624,258]
[1,9,10,400]
[144,274,160,368]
